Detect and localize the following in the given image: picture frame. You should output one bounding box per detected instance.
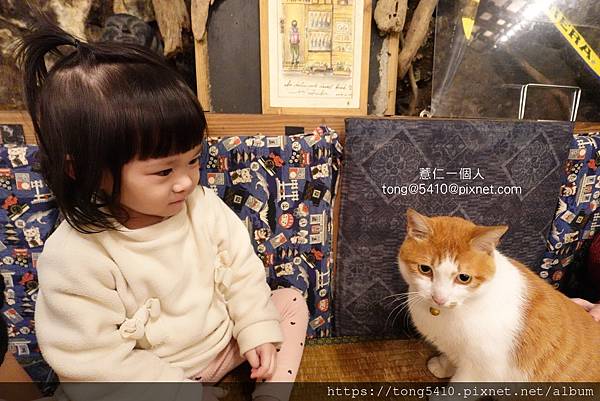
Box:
[259,0,372,115]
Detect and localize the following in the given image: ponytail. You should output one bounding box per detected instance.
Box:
[15,17,84,139]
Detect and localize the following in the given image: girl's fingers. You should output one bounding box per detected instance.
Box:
[589,305,600,322]
[254,361,269,380]
[245,349,260,368]
[266,350,276,379]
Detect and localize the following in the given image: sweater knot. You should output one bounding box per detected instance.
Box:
[119,298,167,346]
[214,250,232,293]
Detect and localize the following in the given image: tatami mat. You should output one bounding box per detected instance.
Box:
[220,337,442,400]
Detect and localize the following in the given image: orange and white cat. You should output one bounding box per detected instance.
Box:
[398,209,600,382]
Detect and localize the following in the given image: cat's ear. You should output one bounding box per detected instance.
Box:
[470,225,508,254]
[406,209,432,241]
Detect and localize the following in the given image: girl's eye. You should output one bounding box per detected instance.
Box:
[155,169,172,177]
[417,264,432,275]
[457,273,472,284]
[189,157,200,166]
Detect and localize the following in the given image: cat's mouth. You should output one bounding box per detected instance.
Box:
[429,301,459,316]
[431,300,459,308]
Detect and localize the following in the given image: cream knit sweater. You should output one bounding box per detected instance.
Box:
[35,187,282,390]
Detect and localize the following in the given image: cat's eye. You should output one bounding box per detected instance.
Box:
[456,273,472,284]
[417,264,432,275]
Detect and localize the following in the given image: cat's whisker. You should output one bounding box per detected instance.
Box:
[386,293,422,331]
[381,291,419,308]
[379,294,410,309]
[366,292,407,309]
[384,301,406,330]
[383,296,408,309]
[385,296,416,330]
[380,293,406,301]
[380,291,418,302]
[396,296,424,330]
[391,302,410,330]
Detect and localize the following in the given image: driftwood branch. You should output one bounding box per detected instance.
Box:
[375,0,407,115]
[374,0,408,33]
[152,0,190,57]
[384,32,401,115]
[408,64,419,115]
[191,0,212,41]
[113,0,155,21]
[400,34,419,115]
[191,0,213,111]
[397,0,438,81]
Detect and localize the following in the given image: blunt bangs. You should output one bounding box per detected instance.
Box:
[106,62,206,162]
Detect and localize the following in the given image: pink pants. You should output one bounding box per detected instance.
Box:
[195,288,309,400]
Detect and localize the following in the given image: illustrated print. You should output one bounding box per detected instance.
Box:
[0,125,26,146]
[198,128,341,338]
[289,20,300,65]
[7,147,28,168]
[230,168,252,185]
[23,227,43,248]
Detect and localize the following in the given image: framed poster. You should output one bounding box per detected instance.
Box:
[260,0,372,115]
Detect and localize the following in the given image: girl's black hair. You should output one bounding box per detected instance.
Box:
[16,18,206,233]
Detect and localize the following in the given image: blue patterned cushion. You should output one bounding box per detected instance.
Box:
[0,125,59,392]
[539,132,600,297]
[200,127,343,337]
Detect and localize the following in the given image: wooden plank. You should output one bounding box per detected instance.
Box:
[206,113,346,137]
[194,33,212,112]
[574,122,600,133]
[190,0,213,112]
[385,32,400,116]
[3,110,600,144]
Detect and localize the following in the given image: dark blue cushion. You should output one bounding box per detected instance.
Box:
[539,132,600,298]
[200,127,343,337]
[0,125,59,393]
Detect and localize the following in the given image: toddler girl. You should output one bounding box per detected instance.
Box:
[17,20,308,401]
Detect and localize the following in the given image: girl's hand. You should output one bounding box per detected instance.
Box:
[571,298,600,322]
[244,343,277,381]
[589,304,600,322]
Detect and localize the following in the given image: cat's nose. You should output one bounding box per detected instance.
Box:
[432,295,447,306]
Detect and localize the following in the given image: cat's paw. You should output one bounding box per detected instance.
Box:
[427,354,456,379]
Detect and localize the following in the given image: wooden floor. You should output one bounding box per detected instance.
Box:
[220,337,442,400]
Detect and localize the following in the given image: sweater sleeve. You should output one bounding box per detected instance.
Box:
[206,190,283,356]
[35,229,199,400]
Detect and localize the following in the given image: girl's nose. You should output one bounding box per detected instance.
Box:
[173,174,194,193]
